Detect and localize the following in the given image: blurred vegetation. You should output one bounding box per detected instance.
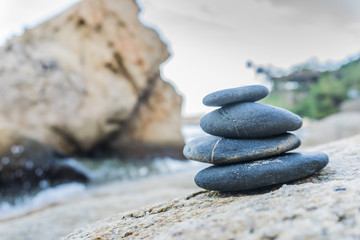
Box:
[255,58,360,119]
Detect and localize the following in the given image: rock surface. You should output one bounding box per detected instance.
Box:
[200,102,303,138]
[202,85,269,106]
[63,134,360,240]
[183,133,301,165]
[0,0,184,157]
[195,152,328,191]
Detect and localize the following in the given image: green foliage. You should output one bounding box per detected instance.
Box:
[260,94,289,109]
[263,59,360,119]
[292,74,348,119]
[340,60,360,89]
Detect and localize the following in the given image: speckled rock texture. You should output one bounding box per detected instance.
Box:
[200,102,303,138]
[64,134,360,240]
[183,133,301,165]
[202,85,269,106]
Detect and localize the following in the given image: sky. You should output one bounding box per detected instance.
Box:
[0,0,80,43]
[1,0,360,116]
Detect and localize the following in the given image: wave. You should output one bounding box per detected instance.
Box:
[0,124,207,219]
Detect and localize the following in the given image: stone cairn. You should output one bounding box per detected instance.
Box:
[183,85,329,192]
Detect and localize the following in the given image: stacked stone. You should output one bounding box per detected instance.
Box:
[184,85,329,192]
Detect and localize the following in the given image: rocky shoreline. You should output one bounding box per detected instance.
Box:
[1,134,358,240]
[0,0,359,238]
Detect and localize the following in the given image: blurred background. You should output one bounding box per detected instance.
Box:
[0,0,359,239]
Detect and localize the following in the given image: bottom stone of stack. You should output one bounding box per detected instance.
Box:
[195,152,328,192]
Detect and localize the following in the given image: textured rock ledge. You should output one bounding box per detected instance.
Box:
[64,134,360,239]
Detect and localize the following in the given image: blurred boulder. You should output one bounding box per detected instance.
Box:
[0,0,184,158]
[299,112,360,147]
[340,98,360,112]
[0,127,88,190]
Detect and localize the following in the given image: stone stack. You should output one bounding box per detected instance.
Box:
[184,85,329,192]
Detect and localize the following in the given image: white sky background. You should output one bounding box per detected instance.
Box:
[0,0,80,42]
[1,0,360,116]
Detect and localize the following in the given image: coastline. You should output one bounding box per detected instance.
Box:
[2,119,360,239]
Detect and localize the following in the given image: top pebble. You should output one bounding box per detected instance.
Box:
[203,85,269,107]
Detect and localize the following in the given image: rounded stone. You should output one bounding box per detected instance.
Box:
[194,152,329,192]
[200,102,303,138]
[183,133,301,165]
[203,85,269,107]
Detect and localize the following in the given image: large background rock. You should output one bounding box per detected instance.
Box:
[0,0,183,157]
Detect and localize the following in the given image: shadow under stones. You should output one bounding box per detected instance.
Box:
[212,174,328,198]
[206,184,284,198]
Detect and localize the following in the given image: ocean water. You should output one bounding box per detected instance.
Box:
[0,124,206,219]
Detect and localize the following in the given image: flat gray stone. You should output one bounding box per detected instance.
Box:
[194,152,329,192]
[200,102,303,138]
[183,133,301,165]
[203,85,269,106]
